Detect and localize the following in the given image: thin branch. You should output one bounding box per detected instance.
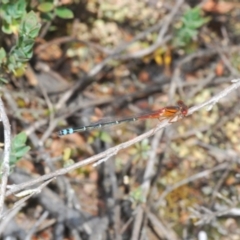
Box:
[130,206,144,240]
[188,78,240,114]
[147,211,179,240]
[0,97,11,218]
[141,130,164,200]
[5,78,240,197]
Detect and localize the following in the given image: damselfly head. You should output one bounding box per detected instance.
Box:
[177,100,188,116]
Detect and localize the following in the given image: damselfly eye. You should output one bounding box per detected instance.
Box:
[182,109,188,115]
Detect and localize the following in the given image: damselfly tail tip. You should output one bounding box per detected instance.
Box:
[58,128,74,136]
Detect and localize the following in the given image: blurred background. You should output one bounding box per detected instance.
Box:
[1,0,240,239]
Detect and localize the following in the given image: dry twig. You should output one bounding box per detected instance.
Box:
[0,97,11,218]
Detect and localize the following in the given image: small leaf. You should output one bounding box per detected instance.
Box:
[22,41,35,53]
[0,77,8,83]
[55,7,73,19]
[13,132,27,148]
[10,154,17,164]
[38,2,54,13]
[2,23,12,34]
[0,48,6,63]
[16,0,27,16]
[99,131,112,143]
[20,11,41,35]
[10,132,31,165]
[7,63,14,72]
[14,146,30,158]
[29,27,41,38]
[41,12,55,21]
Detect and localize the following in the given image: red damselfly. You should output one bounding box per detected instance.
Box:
[58,100,188,136]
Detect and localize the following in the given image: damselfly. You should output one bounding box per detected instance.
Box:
[58,100,188,136]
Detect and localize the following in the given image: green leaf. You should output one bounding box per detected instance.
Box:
[10,154,17,165]
[28,27,41,38]
[12,132,27,148]
[20,11,41,36]
[38,2,54,13]
[99,131,112,143]
[130,187,145,203]
[7,63,15,72]
[14,146,31,158]
[16,0,27,16]
[9,132,31,165]
[2,23,12,34]
[55,7,74,19]
[2,14,12,25]
[0,77,8,83]
[0,48,6,63]
[41,12,55,21]
[173,7,209,48]
[183,17,207,29]
[22,41,35,52]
